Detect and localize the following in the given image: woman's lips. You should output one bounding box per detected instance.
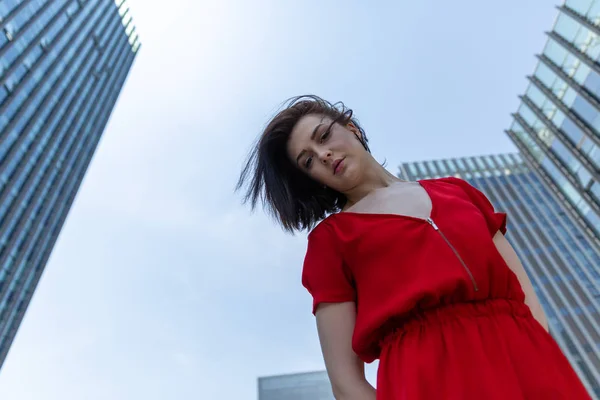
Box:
[333,158,345,175]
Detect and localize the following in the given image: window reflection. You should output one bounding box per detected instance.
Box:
[576,166,592,188]
[591,182,600,202]
[583,208,600,234]
[562,87,577,107]
[544,39,569,67]
[588,1,600,24]
[426,161,440,177]
[526,84,547,108]
[563,53,580,77]
[555,14,581,43]
[455,158,468,173]
[573,62,591,85]
[542,158,583,205]
[561,117,585,144]
[535,62,558,88]
[436,160,449,176]
[408,163,418,176]
[514,122,546,162]
[571,95,600,130]
[587,144,599,167]
[566,0,593,17]
[552,109,567,128]
[519,103,537,126]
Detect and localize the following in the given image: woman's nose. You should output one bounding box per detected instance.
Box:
[319,150,332,164]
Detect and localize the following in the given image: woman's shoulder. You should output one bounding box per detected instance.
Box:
[307,212,358,243]
[425,176,487,198]
[307,214,338,239]
[421,176,474,195]
[422,175,465,186]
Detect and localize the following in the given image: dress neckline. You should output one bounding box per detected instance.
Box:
[329,179,436,223]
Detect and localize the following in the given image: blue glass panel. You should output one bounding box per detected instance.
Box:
[551,109,566,128]
[10,64,28,85]
[11,1,46,33]
[583,208,600,233]
[0,4,12,20]
[561,87,577,107]
[582,69,600,99]
[578,30,600,60]
[575,165,592,187]
[47,14,69,43]
[552,139,577,170]
[591,182,600,202]
[554,14,581,43]
[573,63,591,86]
[518,103,538,127]
[66,1,79,15]
[0,33,8,52]
[588,1,600,23]
[566,0,593,16]
[4,45,21,67]
[542,157,583,204]
[535,62,558,89]
[572,95,599,128]
[24,45,43,68]
[0,86,8,108]
[587,144,599,167]
[511,120,525,133]
[526,84,547,109]
[560,117,585,144]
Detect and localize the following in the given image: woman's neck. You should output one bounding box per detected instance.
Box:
[343,162,403,209]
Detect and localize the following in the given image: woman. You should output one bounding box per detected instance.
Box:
[238,95,591,399]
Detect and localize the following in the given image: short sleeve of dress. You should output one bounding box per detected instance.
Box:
[445,177,507,236]
[302,222,356,315]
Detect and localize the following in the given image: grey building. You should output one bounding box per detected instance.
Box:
[507,0,600,243]
[0,0,140,368]
[258,371,334,400]
[400,153,600,398]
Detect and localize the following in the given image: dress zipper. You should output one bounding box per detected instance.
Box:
[426,217,479,292]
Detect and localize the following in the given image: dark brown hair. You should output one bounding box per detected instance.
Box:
[237,95,370,233]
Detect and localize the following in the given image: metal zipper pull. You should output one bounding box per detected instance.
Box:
[426,217,438,230]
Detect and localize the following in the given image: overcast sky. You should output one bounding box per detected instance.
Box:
[0,1,557,399]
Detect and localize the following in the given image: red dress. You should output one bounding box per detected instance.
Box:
[302,177,590,399]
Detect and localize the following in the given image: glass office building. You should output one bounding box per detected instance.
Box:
[0,0,140,369]
[507,0,600,243]
[400,153,600,397]
[258,371,334,400]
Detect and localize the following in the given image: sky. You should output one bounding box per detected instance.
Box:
[0,1,558,399]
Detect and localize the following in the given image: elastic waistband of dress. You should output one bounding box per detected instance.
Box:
[378,298,532,348]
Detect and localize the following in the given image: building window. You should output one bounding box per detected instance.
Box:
[555,14,581,44]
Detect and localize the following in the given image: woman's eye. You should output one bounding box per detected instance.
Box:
[305,157,313,169]
[320,129,330,143]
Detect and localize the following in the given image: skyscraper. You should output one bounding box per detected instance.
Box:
[0,0,140,368]
[258,371,334,400]
[506,0,600,242]
[400,153,600,397]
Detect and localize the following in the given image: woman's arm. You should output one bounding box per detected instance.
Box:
[493,231,550,332]
[316,302,376,400]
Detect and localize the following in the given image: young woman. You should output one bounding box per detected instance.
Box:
[238,95,591,399]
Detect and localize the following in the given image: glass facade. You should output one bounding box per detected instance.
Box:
[0,0,140,369]
[507,0,600,243]
[400,153,600,398]
[258,371,334,400]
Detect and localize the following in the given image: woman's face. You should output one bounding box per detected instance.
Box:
[287,113,368,192]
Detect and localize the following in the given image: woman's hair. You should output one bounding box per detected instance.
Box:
[237,95,371,233]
